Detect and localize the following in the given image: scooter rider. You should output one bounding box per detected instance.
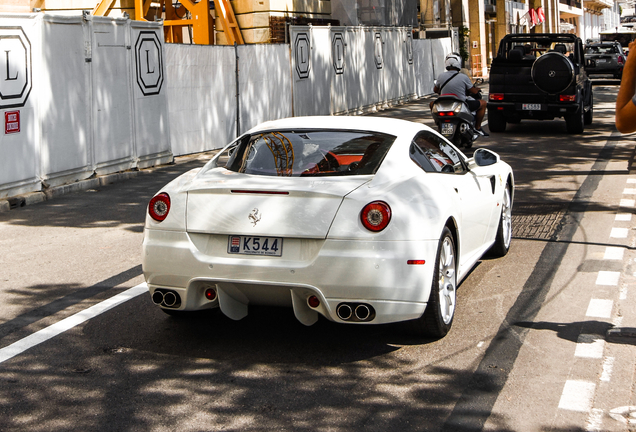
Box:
[431,53,489,137]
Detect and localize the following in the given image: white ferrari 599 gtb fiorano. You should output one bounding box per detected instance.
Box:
[142,116,514,338]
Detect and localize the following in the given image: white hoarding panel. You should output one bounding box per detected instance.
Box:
[90,16,135,175]
[130,21,172,168]
[291,26,331,117]
[239,44,292,134]
[39,15,92,188]
[165,44,236,156]
[0,14,40,198]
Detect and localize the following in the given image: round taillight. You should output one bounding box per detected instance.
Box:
[148,193,171,222]
[360,201,391,232]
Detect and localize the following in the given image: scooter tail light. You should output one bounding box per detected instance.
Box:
[148,193,171,222]
[360,201,392,232]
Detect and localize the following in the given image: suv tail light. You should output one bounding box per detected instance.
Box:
[618,55,625,65]
[149,193,171,221]
[489,93,504,101]
[360,201,392,232]
[559,94,576,102]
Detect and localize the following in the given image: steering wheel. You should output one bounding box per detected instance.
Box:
[317,151,340,171]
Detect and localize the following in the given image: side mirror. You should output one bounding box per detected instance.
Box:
[473,148,499,167]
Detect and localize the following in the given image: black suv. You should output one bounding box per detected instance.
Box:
[487,33,593,134]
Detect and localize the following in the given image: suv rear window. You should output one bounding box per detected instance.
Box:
[225,130,395,177]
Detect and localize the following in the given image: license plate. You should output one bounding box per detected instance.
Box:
[441,123,455,136]
[228,235,283,256]
[596,59,606,63]
[522,103,541,110]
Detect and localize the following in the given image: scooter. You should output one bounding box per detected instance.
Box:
[430,94,480,149]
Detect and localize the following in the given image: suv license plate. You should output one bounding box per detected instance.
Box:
[228,235,283,256]
[522,103,541,110]
[441,123,455,136]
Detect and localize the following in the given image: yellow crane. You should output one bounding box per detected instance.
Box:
[92,0,243,45]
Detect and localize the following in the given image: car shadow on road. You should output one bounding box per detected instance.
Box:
[515,320,636,346]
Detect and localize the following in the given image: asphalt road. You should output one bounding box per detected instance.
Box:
[0,81,635,432]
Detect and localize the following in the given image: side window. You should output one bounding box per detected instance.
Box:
[410,132,467,174]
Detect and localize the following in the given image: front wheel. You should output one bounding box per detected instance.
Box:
[488,184,513,257]
[410,227,457,338]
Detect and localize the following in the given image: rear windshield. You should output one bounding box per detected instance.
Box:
[225,130,395,177]
[585,45,618,54]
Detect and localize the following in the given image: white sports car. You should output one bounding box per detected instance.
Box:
[142,116,513,337]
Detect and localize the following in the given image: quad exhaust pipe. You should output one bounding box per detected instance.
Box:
[152,289,181,308]
[336,302,375,322]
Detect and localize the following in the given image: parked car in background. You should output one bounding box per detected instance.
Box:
[142,116,514,339]
[585,41,626,78]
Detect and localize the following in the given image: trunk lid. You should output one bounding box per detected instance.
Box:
[186,170,371,238]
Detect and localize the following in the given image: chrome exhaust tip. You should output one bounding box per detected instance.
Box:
[355,304,371,321]
[151,291,165,305]
[163,291,178,307]
[336,304,353,321]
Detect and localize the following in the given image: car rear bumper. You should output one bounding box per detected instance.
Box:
[142,229,439,325]
[488,102,580,119]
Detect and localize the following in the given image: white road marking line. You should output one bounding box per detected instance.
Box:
[619,199,635,207]
[595,272,620,286]
[623,188,636,195]
[600,357,615,382]
[575,334,605,359]
[558,380,596,412]
[610,228,629,238]
[627,179,636,184]
[604,247,624,260]
[613,316,624,327]
[586,408,604,432]
[615,213,632,221]
[0,283,148,364]
[586,299,614,318]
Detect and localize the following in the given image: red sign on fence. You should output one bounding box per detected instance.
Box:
[5,111,20,134]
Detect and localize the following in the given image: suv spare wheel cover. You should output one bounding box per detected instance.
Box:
[531,52,575,94]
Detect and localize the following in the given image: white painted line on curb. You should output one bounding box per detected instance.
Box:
[0,283,148,364]
[623,188,636,195]
[559,380,596,412]
[586,299,614,318]
[627,178,636,184]
[615,213,632,221]
[604,247,624,260]
[619,199,635,207]
[575,334,605,359]
[600,357,615,382]
[610,228,629,238]
[595,272,620,286]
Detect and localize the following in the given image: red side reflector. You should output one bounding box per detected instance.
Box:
[231,190,289,195]
[205,288,217,300]
[307,296,320,308]
[559,94,576,102]
[407,260,426,265]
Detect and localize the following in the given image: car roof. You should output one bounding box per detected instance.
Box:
[245,116,430,138]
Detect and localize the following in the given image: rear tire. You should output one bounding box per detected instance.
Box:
[410,227,456,338]
[566,103,585,134]
[584,90,593,125]
[488,184,513,257]
[488,109,507,132]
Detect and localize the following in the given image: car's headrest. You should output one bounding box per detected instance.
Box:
[553,43,567,54]
[509,46,524,61]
